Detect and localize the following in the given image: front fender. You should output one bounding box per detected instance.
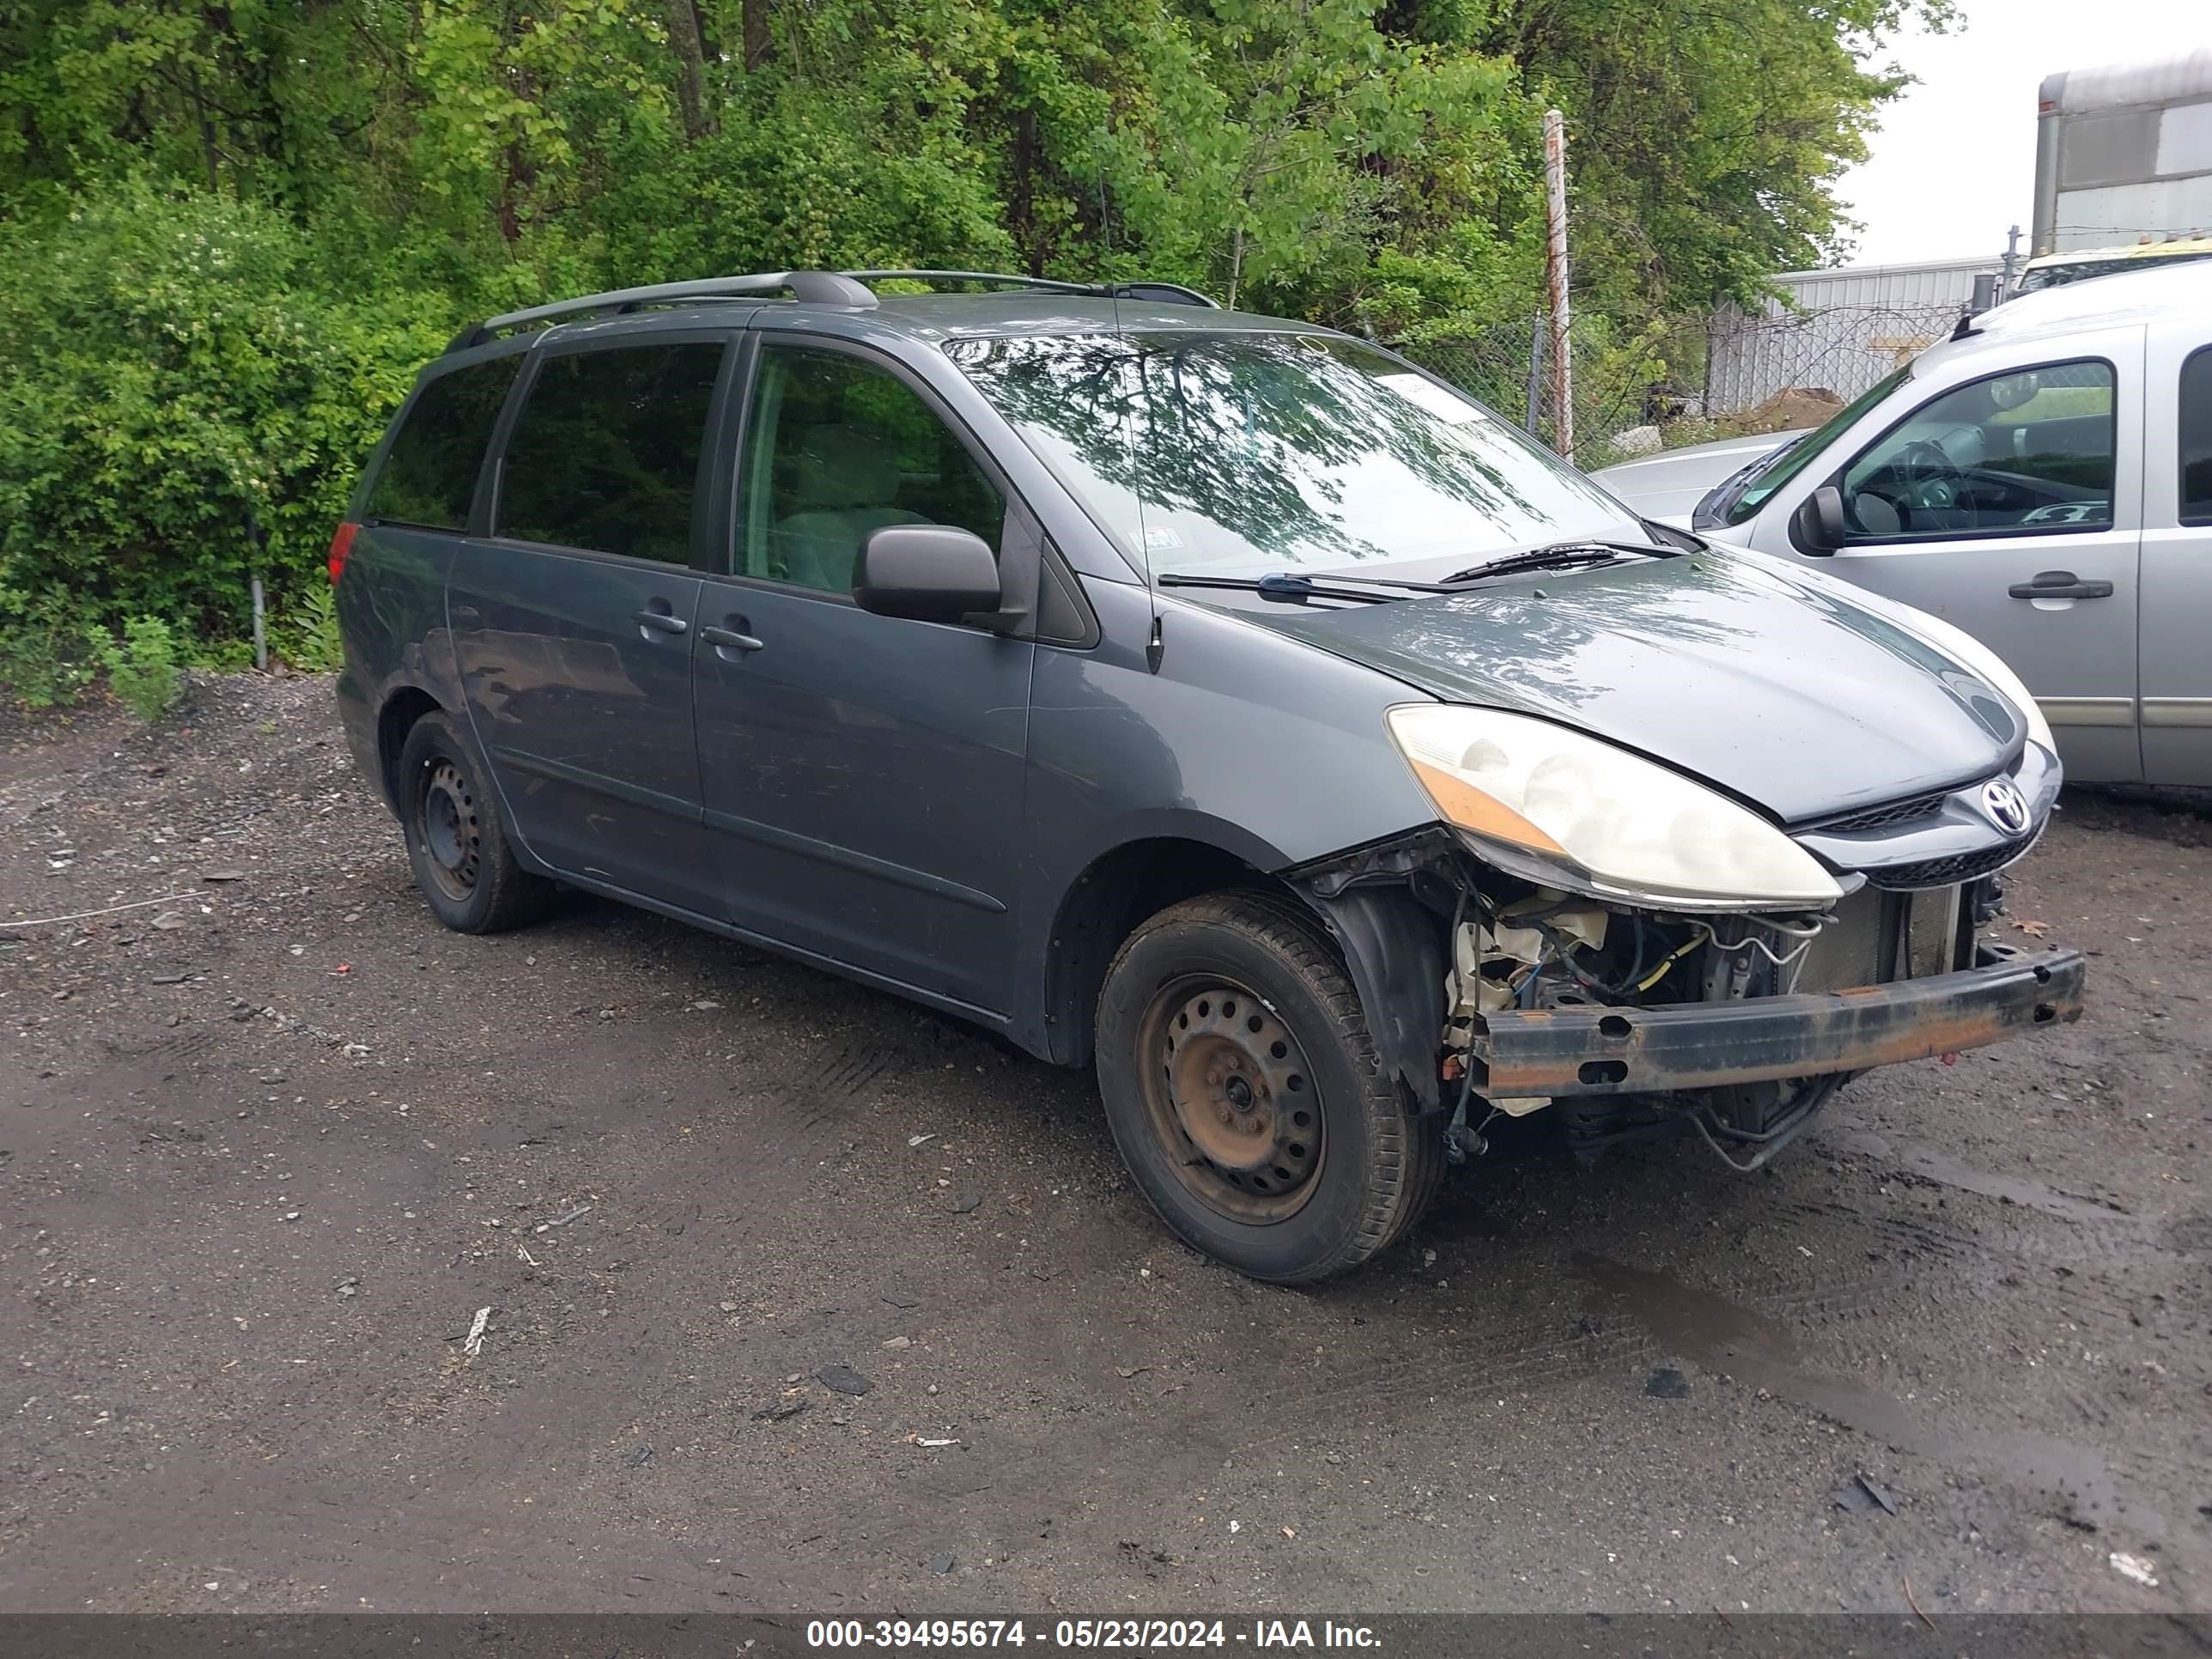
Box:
[1286,830,1460,1111]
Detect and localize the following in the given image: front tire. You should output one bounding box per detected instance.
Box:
[1095,891,1441,1283]
[396,711,550,934]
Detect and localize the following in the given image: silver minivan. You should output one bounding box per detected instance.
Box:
[1679,261,2212,786]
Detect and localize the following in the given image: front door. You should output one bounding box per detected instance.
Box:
[694,338,1034,1015]
[451,335,730,914]
[1772,333,2145,781]
[2139,327,2212,784]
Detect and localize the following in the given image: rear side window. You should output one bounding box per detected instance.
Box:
[366,356,520,531]
[496,343,726,562]
[2183,346,2212,526]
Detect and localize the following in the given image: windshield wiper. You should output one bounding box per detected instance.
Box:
[1154,571,1396,604]
[1283,570,1462,593]
[1437,538,1680,586]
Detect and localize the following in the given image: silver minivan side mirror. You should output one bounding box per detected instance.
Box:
[1790,484,1847,556]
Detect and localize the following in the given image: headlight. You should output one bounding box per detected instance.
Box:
[1386,705,1843,911]
[1892,609,2056,756]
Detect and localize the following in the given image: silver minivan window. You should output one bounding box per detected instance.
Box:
[1838,359,2115,543]
[1705,367,1910,527]
[948,331,1639,576]
[2183,344,2212,527]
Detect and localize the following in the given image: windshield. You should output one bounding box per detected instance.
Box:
[945,330,1640,578]
[1698,366,1911,528]
[2015,247,2212,293]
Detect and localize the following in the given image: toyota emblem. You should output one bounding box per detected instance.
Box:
[1980,778,2031,836]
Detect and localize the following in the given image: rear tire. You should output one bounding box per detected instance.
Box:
[1095,890,1442,1283]
[396,711,550,934]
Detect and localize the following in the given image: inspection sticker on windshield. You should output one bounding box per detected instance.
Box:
[1142,525,1185,550]
[1376,372,1480,424]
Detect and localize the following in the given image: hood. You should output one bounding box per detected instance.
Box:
[1251,550,2025,823]
[1590,429,1803,522]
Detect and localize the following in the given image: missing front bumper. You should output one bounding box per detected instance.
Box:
[1472,944,2085,1097]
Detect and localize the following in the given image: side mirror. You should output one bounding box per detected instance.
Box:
[854,525,1009,627]
[1791,484,1846,556]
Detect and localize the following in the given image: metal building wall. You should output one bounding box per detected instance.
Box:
[1705,258,1999,416]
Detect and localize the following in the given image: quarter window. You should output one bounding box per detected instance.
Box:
[1838,359,2116,544]
[365,356,521,531]
[2182,345,2212,527]
[497,343,725,562]
[738,345,1005,594]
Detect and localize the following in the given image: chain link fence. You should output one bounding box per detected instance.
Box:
[1391,315,1681,471]
[1396,296,1974,467]
[1703,301,1960,419]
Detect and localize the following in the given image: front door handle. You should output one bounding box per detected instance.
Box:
[632,607,690,635]
[701,622,764,654]
[2008,569,2113,600]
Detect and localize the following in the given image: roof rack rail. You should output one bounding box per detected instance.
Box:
[442,265,1219,354]
[842,270,1219,308]
[445,270,879,353]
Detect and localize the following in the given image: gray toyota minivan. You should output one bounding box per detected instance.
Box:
[331,269,2085,1283]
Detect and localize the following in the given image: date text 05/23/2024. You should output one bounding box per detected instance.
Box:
[805,1620,1382,1650]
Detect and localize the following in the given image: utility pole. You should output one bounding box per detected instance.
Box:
[246,506,268,673]
[2001,223,2021,300]
[1542,109,1573,461]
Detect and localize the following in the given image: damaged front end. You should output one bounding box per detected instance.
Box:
[1293,802,2087,1173]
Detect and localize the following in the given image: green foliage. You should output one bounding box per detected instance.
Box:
[0,589,99,708]
[89,615,185,722]
[191,635,258,673]
[0,180,452,635]
[271,581,343,672]
[0,0,1948,642]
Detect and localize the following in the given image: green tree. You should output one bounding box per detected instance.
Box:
[0,179,449,635]
[0,0,1948,642]
[1474,0,1953,314]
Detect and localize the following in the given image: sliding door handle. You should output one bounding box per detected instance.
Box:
[632,608,690,635]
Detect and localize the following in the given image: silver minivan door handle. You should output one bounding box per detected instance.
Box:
[2007,569,2113,601]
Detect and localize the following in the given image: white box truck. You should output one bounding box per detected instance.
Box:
[2021,50,2212,292]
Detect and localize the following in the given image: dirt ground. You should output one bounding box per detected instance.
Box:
[1,673,2207,1619]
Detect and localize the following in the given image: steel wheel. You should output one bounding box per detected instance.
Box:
[1138,975,1325,1224]
[417,758,482,904]
[1096,891,1443,1281]
[393,710,551,935]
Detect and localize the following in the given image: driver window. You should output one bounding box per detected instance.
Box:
[738,344,1006,594]
[1838,359,2115,544]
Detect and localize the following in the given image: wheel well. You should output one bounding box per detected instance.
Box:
[1044,838,1297,1068]
[377,687,442,810]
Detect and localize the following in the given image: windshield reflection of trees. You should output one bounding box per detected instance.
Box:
[954,333,1557,567]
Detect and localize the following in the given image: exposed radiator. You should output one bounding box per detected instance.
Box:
[1792,885,1964,993]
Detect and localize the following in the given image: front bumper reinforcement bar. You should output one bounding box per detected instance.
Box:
[1473,945,2086,1097]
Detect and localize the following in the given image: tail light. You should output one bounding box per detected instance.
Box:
[327,521,361,584]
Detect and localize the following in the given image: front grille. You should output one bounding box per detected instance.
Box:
[1863,838,2031,891]
[1815,790,1948,835]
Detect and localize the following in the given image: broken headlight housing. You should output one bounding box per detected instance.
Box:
[1386,704,1844,912]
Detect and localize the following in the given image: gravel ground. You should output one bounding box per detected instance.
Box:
[0,674,2207,1617]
